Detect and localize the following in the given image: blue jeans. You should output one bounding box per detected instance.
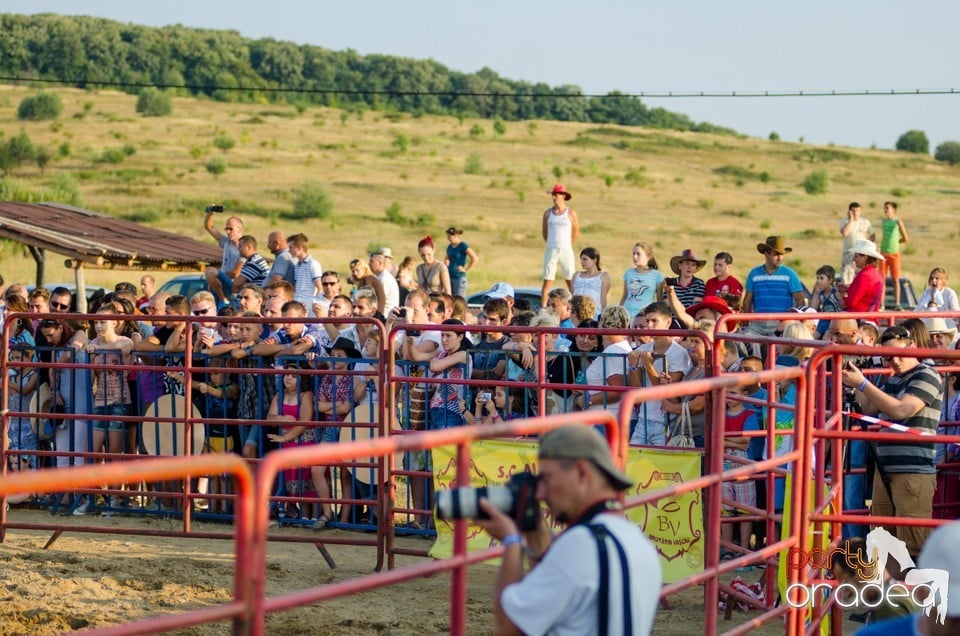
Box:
[92,403,129,433]
[842,439,869,539]
[450,276,468,298]
[429,406,464,430]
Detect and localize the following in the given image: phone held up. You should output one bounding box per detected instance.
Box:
[205,204,224,214]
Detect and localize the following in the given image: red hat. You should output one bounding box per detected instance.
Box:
[547,184,572,200]
[686,296,732,318]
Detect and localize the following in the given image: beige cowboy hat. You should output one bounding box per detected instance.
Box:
[669,249,707,275]
[756,236,793,255]
[850,238,883,260]
[923,316,958,341]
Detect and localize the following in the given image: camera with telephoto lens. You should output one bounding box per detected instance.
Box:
[435,471,540,531]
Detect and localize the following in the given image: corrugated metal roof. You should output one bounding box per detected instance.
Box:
[0,201,222,271]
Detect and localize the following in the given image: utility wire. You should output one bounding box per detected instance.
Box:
[1,75,958,99]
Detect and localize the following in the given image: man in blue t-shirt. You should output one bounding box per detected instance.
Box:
[742,236,805,348]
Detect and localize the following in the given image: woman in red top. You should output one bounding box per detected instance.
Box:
[843,239,885,312]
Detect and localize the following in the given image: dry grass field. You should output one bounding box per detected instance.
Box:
[0,83,958,293]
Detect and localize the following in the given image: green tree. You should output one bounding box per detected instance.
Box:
[802,170,829,195]
[17,92,63,120]
[934,141,960,166]
[895,129,929,154]
[205,156,227,178]
[289,181,333,220]
[136,88,172,117]
[35,146,53,174]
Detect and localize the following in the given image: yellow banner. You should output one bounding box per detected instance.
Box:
[429,440,704,585]
[624,447,704,583]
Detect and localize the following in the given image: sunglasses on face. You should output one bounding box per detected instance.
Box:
[51,301,70,310]
[192,307,213,316]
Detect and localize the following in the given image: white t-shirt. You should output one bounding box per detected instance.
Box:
[502,513,661,636]
[585,340,631,415]
[546,208,573,250]
[377,270,401,316]
[630,341,691,439]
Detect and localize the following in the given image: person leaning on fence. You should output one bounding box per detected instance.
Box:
[626,302,691,446]
[661,319,715,447]
[427,319,473,430]
[841,324,944,557]
[574,305,631,415]
[470,298,510,383]
[477,424,661,636]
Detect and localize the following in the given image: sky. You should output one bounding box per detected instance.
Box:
[5,1,959,150]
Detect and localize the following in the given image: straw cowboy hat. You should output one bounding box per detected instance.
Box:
[756,236,793,255]
[669,249,707,275]
[849,238,884,260]
[547,184,572,200]
[923,316,958,341]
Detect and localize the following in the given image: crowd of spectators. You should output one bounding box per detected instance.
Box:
[4,197,959,583]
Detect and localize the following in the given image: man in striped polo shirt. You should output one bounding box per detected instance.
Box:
[842,324,944,557]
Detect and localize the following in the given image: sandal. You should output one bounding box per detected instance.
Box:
[311,513,333,531]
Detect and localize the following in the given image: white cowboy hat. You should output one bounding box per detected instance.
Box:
[849,239,883,260]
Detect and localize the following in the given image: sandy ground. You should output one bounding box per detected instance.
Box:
[0,509,785,635]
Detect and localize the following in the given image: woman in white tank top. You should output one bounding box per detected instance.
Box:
[571,247,611,318]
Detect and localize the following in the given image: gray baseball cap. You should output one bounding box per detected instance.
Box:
[539,425,633,491]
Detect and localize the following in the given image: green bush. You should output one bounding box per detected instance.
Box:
[205,156,227,178]
[493,119,507,136]
[213,135,236,152]
[768,132,780,141]
[385,201,405,225]
[18,92,63,121]
[392,134,409,153]
[802,170,829,195]
[136,88,172,117]
[0,131,35,174]
[96,148,127,164]
[934,141,960,165]
[288,181,333,220]
[464,152,483,175]
[469,124,485,139]
[895,129,929,154]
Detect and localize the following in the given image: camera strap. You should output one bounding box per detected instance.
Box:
[587,523,632,636]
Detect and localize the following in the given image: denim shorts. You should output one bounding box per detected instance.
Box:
[92,403,129,433]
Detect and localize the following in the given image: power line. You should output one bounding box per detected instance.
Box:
[1,75,958,99]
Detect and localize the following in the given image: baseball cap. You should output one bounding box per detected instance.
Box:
[482,282,514,300]
[539,425,632,491]
[917,520,960,616]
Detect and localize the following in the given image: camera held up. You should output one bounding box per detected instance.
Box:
[435,471,540,531]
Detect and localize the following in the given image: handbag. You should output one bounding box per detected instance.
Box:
[667,401,696,448]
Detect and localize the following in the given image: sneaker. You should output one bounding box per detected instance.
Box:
[71,499,90,516]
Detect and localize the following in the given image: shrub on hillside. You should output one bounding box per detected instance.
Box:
[802,170,829,195]
[136,88,172,117]
[895,129,929,154]
[213,135,236,152]
[0,131,36,175]
[18,92,63,121]
[205,156,227,178]
[288,181,333,220]
[934,141,960,166]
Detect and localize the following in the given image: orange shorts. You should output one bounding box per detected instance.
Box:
[879,252,901,285]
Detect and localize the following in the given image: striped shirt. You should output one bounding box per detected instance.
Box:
[672,277,706,308]
[876,363,943,474]
[745,264,802,313]
[294,254,323,299]
[239,253,270,287]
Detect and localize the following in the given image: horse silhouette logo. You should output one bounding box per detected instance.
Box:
[865,527,950,624]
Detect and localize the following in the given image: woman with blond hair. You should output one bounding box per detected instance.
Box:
[574,305,632,414]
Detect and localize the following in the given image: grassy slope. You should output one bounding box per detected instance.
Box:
[0,84,957,294]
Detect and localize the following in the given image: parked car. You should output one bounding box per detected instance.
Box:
[466,287,543,313]
[157,274,207,300]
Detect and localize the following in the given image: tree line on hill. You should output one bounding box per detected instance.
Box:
[0,12,737,134]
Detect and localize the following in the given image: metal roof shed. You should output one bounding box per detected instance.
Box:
[0,201,222,311]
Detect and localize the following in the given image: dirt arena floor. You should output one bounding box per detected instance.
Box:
[0,509,786,635]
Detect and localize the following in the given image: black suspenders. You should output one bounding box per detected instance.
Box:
[588,524,633,636]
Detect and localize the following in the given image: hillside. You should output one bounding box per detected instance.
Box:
[0,84,958,293]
